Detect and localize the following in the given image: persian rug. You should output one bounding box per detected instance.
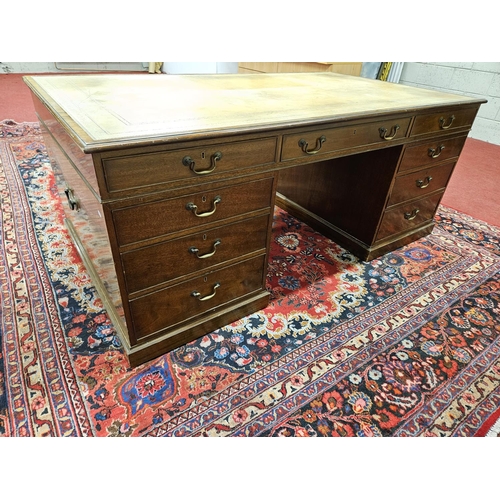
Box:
[1,119,500,437]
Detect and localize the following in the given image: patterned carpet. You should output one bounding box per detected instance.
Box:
[1,119,500,437]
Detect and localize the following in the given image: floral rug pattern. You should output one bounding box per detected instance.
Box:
[1,119,499,437]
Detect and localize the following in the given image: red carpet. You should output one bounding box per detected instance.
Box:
[0,74,39,122]
[1,119,499,437]
[441,137,500,228]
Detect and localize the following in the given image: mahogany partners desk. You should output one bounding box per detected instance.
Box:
[24,73,486,366]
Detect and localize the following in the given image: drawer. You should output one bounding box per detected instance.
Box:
[410,107,478,137]
[112,176,274,247]
[121,214,270,294]
[376,191,444,242]
[281,117,412,161]
[388,161,455,207]
[101,137,278,194]
[399,135,467,172]
[46,134,124,316]
[129,255,267,340]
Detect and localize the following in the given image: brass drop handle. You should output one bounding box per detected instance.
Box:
[428,145,445,158]
[64,187,79,211]
[186,195,221,217]
[183,152,222,175]
[189,239,221,259]
[416,176,433,189]
[191,282,220,301]
[439,115,455,130]
[379,125,400,141]
[298,135,326,155]
[404,209,420,220]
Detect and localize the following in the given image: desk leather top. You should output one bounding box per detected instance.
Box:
[24,72,485,152]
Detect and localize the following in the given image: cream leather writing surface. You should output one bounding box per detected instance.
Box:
[25,73,476,151]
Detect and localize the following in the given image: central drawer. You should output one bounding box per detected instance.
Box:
[129,255,267,340]
[112,176,275,246]
[121,214,270,294]
[281,117,412,161]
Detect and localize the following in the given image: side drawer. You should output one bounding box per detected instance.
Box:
[121,214,270,294]
[399,134,467,172]
[112,176,275,247]
[129,255,267,340]
[388,161,455,207]
[281,117,412,161]
[376,191,444,242]
[44,132,124,317]
[410,107,478,137]
[101,136,278,194]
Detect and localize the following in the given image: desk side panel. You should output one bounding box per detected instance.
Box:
[38,125,128,338]
[31,93,103,198]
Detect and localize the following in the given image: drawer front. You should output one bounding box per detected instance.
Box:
[47,136,124,317]
[411,107,478,137]
[102,137,277,194]
[376,191,444,242]
[399,135,467,172]
[112,176,274,247]
[281,117,412,161]
[388,161,455,207]
[129,255,266,340]
[121,214,270,294]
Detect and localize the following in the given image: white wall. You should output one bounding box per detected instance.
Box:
[0,62,147,73]
[399,62,500,145]
[162,62,238,74]
[0,62,239,74]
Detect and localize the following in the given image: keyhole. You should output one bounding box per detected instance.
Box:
[204,276,208,282]
[201,152,206,159]
[203,234,207,241]
[202,195,207,202]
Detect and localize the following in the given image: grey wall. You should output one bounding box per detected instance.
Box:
[399,62,500,145]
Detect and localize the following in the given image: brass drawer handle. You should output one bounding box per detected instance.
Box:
[428,145,445,158]
[186,195,221,217]
[439,115,455,130]
[298,135,326,155]
[191,282,220,301]
[64,186,79,211]
[379,125,400,141]
[189,239,221,259]
[416,176,433,189]
[183,152,222,175]
[404,209,420,220]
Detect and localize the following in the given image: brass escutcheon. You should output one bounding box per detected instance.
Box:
[183,152,222,175]
[439,115,455,130]
[428,145,445,158]
[189,239,221,259]
[404,209,420,220]
[191,282,220,301]
[186,195,222,217]
[298,135,326,155]
[416,176,433,189]
[379,125,400,141]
